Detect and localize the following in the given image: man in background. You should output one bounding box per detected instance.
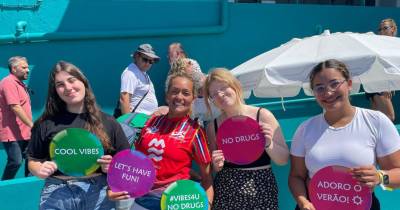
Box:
[119,43,160,115]
[0,56,33,180]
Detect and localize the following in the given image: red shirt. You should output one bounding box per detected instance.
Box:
[135,115,211,190]
[0,74,32,141]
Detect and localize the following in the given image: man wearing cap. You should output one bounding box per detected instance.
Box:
[119,43,160,116]
[0,56,33,180]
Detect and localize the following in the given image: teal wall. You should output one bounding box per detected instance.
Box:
[1,1,400,115]
[1,1,400,209]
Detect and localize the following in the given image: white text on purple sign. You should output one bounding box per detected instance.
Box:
[114,162,152,183]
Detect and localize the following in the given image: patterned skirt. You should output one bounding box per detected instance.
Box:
[212,167,279,210]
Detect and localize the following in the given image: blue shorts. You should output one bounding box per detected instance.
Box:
[40,175,115,210]
[134,192,161,210]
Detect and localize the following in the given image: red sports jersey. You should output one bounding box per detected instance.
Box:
[135,115,211,190]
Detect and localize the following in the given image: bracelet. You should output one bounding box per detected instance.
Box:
[377,170,384,185]
[377,170,393,191]
[265,141,272,149]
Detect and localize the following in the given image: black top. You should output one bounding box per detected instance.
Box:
[27,110,130,177]
[365,92,383,100]
[214,108,271,169]
[365,91,396,100]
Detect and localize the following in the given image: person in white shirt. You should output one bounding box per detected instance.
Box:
[117,44,160,210]
[288,59,400,210]
[168,42,202,74]
[119,43,160,115]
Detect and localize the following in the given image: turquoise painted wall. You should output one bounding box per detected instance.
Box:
[1,1,400,209]
[1,1,400,115]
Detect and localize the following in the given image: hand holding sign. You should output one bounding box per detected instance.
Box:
[107,149,155,198]
[36,161,58,179]
[350,165,381,189]
[107,190,130,201]
[309,166,372,210]
[216,116,266,165]
[211,150,225,172]
[50,128,104,176]
[97,155,113,173]
[259,122,273,148]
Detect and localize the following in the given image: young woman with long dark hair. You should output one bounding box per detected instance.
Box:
[27,61,130,210]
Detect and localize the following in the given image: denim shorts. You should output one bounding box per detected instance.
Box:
[134,192,162,210]
[40,175,115,210]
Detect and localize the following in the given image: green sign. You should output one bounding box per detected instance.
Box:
[117,112,150,127]
[117,113,150,147]
[161,180,208,210]
[49,128,104,176]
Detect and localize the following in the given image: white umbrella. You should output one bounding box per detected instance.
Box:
[232,30,400,98]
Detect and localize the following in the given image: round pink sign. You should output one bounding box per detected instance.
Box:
[216,116,266,165]
[309,166,372,210]
[107,149,156,198]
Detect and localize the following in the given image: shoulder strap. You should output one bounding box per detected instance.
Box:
[256,107,262,122]
[214,118,218,134]
[131,89,150,113]
[131,74,151,113]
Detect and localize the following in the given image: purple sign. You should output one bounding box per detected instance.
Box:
[216,116,266,165]
[107,149,156,197]
[309,166,372,210]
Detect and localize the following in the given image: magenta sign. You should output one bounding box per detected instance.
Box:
[107,149,156,198]
[216,116,266,165]
[309,166,372,210]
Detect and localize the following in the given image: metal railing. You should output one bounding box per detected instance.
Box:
[0,0,43,11]
[0,0,228,44]
[233,0,380,6]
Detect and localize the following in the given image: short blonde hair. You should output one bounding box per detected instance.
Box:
[169,42,186,57]
[168,58,190,75]
[203,68,244,113]
[380,18,397,36]
[168,58,204,96]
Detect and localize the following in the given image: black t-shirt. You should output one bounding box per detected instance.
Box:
[27,110,130,176]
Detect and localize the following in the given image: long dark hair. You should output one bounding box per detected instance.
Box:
[39,61,112,149]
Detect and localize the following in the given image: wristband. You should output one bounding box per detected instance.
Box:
[377,170,393,191]
[377,170,383,185]
[265,141,272,149]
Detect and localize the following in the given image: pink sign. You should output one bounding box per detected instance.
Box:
[309,166,372,210]
[216,116,266,165]
[107,149,156,198]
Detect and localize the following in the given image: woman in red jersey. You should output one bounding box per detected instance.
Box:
[109,71,213,210]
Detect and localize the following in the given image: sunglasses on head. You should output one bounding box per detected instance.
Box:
[141,56,155,64]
